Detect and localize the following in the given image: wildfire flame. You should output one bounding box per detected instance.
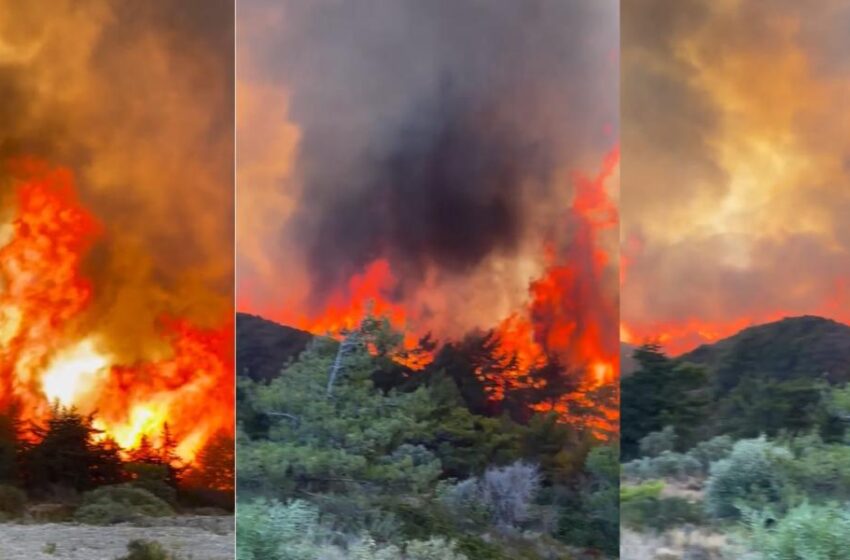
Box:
[490,146,620,433]
[251,147,620,435]
[0,159,232,462]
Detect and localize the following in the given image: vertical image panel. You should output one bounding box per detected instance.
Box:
[621,0,850,557]
[236,0,619,558]
[0,1,234,557]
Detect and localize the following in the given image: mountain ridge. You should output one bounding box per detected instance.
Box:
[677,315,850,391]
[236,312,314,382]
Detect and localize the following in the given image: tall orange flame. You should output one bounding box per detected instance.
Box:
[490,147,620,434]
[247,148,620,435]
[0,159,232,462]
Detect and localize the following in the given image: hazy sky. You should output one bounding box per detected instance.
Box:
[622,0,850,353]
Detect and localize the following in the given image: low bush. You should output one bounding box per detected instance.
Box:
[0,484,26,519]
[439,461,540,531]
[746,502,850,559]
[620,481,704,530]
[349,536,469,560]
[125,463,177,505]
[639,426,677,458]
[621,451,702,482]
[236,498,323,560]
[687,435,734,469]
[787,440,850,503]
[405,537,468,560]
[704,437,795,519]
[75,485,174,525]
[116,539,175,560]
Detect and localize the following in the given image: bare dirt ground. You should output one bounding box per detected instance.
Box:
[0,516,233,560]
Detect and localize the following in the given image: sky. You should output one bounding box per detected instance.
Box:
[621,0,850,354]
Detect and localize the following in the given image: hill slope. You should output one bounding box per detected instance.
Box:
[679,315,850,393]
[236,313,313,382]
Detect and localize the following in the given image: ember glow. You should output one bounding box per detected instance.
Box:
[0,162,233,461]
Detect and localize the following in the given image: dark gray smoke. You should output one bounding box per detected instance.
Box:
[301,84,553,295]
[242,0,618,306]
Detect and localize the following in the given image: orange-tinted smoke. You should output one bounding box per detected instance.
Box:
[621,239,850,356]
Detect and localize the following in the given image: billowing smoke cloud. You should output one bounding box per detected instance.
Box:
[238,0,619,335]
[621,0,850,353]
[0,0,233,361]
[302,89,545,297]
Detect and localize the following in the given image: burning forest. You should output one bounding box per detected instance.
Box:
[237,1,620,558]
[1,161,232,464]
[0,3,235,534]
[238,0,621,435]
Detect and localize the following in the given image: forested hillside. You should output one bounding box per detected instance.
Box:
[620,316,850,559]
[237,315,618,559]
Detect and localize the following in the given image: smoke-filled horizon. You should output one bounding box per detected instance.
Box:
[237,0,619,342]
[621,0,850,354]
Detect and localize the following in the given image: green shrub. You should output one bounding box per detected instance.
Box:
[438,462,540,530]
[621,451,702,482]
[688,435,734,469]
[0,484,26,519]
[75,485,174,525]
[622,495,704,531]
[787,440,850,502]
[621,457,654,481]
[236,498,323,560]
[116,539,175,560]
[620,480,664,502]
[406,537,468,560]
[125,463,177,505]
[746,502,850,559]
[705,437,795,519]
[349,536,469,560]
[652,451,702,480]
[455,536,509,560]
[388,498,456,541]
[639,426,677,458]
[620,481,703,530]
[557,489,618,555]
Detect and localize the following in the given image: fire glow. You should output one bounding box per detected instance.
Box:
[0,159,233,461]
[251,148,620,434]
[620,280,850,356]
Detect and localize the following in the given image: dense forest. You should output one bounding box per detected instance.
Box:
[620,316,850,559]
[236,313,618,560]
[0,405,233,526]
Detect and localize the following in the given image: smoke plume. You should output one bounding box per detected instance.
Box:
[237,0,619,338]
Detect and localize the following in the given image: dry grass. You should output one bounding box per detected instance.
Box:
[658,480,704,502]
[620,527,743,560]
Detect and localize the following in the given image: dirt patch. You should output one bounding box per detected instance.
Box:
[0,516,233,560]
